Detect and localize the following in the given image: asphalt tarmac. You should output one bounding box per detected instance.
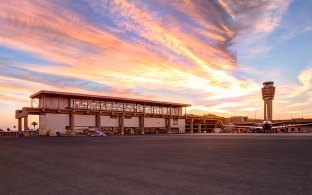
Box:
[0,134,311,195]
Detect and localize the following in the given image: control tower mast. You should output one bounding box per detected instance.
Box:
[262,81,275,121]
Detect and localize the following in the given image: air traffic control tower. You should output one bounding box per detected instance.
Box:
[262,81,275,121]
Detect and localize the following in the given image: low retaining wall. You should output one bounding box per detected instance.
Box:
[0,131,19,136]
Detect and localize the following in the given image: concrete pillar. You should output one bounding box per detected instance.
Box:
[140,116,145,134]
[268,100,273,121]
[23,116,28,132]
[267,101,270,121]
[70,113,75,136]
[167,118,171,133]
[190,118,194,133]
[18,118,22,132]
[198,122,201,133]
[120,115,125,135]
[264,102,267,121]
[271,101,273,120]
[96,113,101,131]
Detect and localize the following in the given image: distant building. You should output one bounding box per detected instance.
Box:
[230,116,248,123]
[185,115,225,133]
[15,91,191,136]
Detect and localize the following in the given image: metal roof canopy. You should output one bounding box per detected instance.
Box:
[30,90,191,107]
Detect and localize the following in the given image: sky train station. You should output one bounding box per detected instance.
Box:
[15,90,191,136]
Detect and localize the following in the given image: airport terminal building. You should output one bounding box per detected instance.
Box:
[16,91,191,135]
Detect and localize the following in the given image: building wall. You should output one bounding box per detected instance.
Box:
[38,113,186,134]
[301,126,312,133]
[124,117,139,127]
[169,118,186,133]
[144,117,166,128]
[100,116,119,127]
[178,119,186,133]
[39,113,69,135]
[75,115,96,127]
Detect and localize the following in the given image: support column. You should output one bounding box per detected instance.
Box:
[167,117,171,134]
[198,122,201,133]
[23,116,28,132]
[70,113,75,136]
[268,100,272,121]
[140,116,145,134]
[120,115,125,135]
[96,113,101,131]
[190,118,194,133]
[264,102,267,121]
[267,101,270,121]
[18,118,22,132]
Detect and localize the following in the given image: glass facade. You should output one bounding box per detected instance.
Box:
[69,98,184,115]
[144,105,152,114]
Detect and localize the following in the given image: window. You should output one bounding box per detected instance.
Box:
[87,100,94,110]
[162,107,168,115]
[153,106,162,115]
[136,104,143,112]
[112,102,123,111]
[173,119,178,125]
[72,99,81,109]
[106,101,113,111]
[93,101,101,110]
[124,103,134,112]
[80,100,87,109]
[100,101,106,110]
[145,105,152,114]
[171,107,178,116]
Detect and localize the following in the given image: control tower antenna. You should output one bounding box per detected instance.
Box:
[262,81,275,121]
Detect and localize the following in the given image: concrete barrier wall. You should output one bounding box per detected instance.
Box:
[0,132,18,136]
[124,117,139,127]
[101,116,119,127]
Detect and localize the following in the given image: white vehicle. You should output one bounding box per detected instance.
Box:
[89,128,106,137]
[213,128,222,133]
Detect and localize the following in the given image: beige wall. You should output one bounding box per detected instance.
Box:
[124,117,139,127]
[144,117,166,128]
[75,115,96,127]
[100,116,119,127]
[39,113,69,135]
[170,119,185,133]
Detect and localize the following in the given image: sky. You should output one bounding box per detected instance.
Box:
[0,0,312,129]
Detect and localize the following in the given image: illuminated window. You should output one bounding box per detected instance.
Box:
[124,103,134,112]
[145,105,152,114]
[136,104,143,112]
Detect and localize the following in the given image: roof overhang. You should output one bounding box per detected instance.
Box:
[30,90,192,107]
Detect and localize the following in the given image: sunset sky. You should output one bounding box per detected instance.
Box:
[0,0,312,129]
